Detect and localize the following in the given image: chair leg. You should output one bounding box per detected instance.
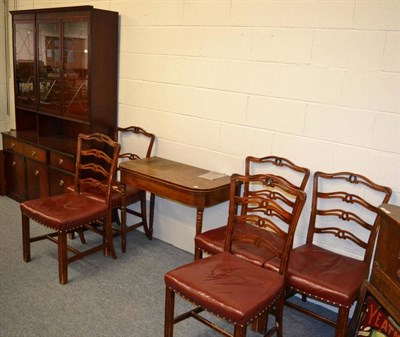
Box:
[252,313,268,334]
[58,232,68,285]
[112,208,121,227]
[233,324,247,337]
[77,229,86,244]
[275,295,284,337]
[336,307,349,337]
[194,247,203,260]
[104,217,117,259]
[120,203,127,253]
[21,213,31,262]
[164,287,175,337]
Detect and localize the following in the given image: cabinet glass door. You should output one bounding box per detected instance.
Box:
[14,22,35,107]
[63,20,89,121]
[37,21,61,114]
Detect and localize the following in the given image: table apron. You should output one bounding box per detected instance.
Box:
[121,171,230,208]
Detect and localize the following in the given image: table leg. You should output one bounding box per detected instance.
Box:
[149,192,155,238]
[195,206,205,236]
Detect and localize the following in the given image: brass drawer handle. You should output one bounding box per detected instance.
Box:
[59,179,64,186]
[32,151,37,158]
[59,158,64,166]
[11,142,15,149]
[34,169,39,176]
[12,161,16,167]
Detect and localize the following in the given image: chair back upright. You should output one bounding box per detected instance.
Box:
[74,133,121,206]
[245,156,310,190]
[114,126,155,168]
[307,171,392,264]
[225,173,307,275]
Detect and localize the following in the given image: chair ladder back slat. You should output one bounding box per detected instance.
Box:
[74,133,120,206]
[306,171,392,264]
[225,173,306,275]
[245,155,310,191]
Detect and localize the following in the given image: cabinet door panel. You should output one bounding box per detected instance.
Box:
[63,20,89,121]
[49,168,74,195]
[26,159,49,199]
[4,151,26,201]
[14,21,36,108]
[37,21,61,114]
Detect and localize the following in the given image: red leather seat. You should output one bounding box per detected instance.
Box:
[163,174,307,337]
[165,252,284,325]
[196,223,285,266]
[21,192,109,233]
[285,244,369,307]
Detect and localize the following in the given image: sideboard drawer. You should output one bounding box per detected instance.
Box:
[23,144,47,163]
[50,152,75,173]
[3,136,23,154]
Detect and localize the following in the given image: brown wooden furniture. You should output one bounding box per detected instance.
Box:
[20,133,120,284]
[276,171,392,337]
[371,204,400,312]
[112,126,156,252]
[164,174,306,337]
[119,157,231,238]
[348,204,400,336]
[0,150,4,195]
[2,6,118,202]
[194,155,310,260]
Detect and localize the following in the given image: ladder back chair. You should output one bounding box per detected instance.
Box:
[164,173,307,337]
[20,133,120,284]
[112,126,155,252]
[280,171,392,337]
[194,155,310,262]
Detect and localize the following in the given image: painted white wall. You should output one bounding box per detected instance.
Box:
[5,0,400,257]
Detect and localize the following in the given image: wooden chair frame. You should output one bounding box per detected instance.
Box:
[285,171,392,337]
[112,125,155,252]
[21,133,120,284]
[194,155,310,260]
[164,174,307,337]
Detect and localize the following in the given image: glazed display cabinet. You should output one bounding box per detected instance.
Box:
[2,6,118,201]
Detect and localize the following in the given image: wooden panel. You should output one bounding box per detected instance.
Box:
[3,136,24,154]
[3,6,118,202]
[0,150,4,196]
[23,143,47,163]
[4,151,26,201]
[370,204,400,311]
[50,151,75,172]
[49,168,74,195]
[26,159,49,199]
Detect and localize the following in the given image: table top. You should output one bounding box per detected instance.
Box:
[379,203,400,224]
[119,156,231,192]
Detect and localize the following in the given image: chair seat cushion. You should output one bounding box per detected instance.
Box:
[195,224,284,266]
[67,183,144,208]
[20,192,109,232]
[195,226,226,255]
[164,252,284,325]
[285,244,369,307]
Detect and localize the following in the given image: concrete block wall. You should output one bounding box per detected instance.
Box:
[6,0,400,256]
